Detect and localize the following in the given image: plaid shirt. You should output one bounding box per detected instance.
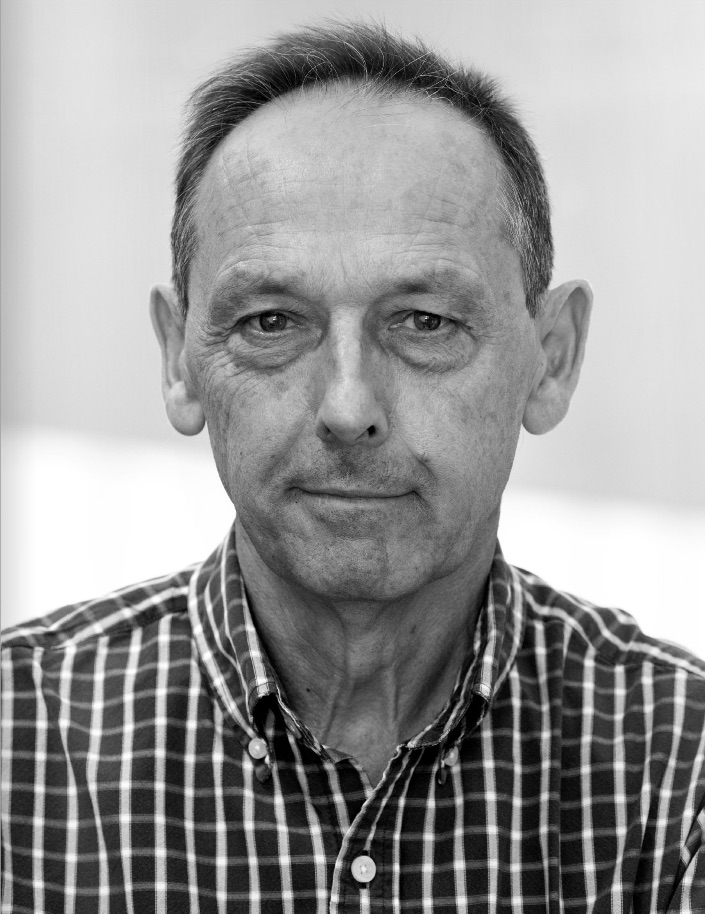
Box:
[2,525,704,913]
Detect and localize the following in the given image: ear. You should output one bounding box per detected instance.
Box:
[149,284,206,436]
[522,280,593,435]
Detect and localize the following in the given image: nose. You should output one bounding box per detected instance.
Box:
[314,325,389,447]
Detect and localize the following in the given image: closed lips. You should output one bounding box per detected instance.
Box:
[302,488,410,498]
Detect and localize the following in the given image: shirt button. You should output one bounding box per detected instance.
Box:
[351,855,376,884]
[248,737,268,760]
[443,746,459,767]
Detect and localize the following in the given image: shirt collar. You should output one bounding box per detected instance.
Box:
[188,523,525,747]
[407,541,526,748]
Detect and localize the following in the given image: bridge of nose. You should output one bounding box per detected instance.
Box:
[313,311,390,446]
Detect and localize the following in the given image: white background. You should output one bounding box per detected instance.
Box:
[1,1,704,651]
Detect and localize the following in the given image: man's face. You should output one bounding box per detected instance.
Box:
[183,88,542,602]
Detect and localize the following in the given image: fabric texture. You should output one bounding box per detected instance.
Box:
[2,524,704,913]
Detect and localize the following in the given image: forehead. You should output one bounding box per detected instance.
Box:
[191,85,513,301]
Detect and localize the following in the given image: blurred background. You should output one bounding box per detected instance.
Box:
[2,0,704,650]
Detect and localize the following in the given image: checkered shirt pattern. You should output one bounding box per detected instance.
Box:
[2,524,705,913]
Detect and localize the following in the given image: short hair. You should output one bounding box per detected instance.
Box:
[172,21,553,318]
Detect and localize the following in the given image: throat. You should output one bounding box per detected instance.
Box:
[313,681,455,789]
[352,745,399,789]
[323,718,406,789]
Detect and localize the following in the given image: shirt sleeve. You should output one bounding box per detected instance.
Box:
[667,808,705,912]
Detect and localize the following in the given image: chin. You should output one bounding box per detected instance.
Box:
[291,571,415,604]
[238,498,469,603]
[275,540,442,604]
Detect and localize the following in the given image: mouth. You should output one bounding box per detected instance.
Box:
[297,487,412,499]
[289,486,418,526]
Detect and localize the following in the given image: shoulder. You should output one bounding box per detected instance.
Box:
[511,562,705,681]
[509,562,705,768]
[509,565,705,829]
[1,565,196,659]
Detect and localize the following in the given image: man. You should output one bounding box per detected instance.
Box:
[2,21,704,913]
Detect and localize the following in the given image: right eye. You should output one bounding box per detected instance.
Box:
[252,312,289,333]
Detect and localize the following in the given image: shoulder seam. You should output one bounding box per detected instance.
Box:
[1,581,192,654]
[515,568,705,680]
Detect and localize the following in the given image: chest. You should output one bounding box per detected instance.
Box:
[11,690,688,914]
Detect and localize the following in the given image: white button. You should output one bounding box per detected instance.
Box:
[351,855,376,883]
[248,737,268,760]
[443,746,459,767]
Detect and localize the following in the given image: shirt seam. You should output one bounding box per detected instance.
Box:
[1,598,191,656]
[522,599,705,680]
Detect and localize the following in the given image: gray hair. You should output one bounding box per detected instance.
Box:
[172,22,553,317]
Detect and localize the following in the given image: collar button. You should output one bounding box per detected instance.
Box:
[248,737,268,760]
[443,746,459,767]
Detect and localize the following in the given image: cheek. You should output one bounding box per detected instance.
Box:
[397,368,524,497]
[201,367,306,502]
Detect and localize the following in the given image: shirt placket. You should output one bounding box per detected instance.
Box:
[328,746,418,913]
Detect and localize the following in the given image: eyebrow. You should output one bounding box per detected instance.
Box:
[205,266,303,327]
[205,263,495,324]
[381,271,489,301]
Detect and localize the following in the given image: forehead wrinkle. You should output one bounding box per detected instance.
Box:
[210,155,498,242]
[193,149,292,301]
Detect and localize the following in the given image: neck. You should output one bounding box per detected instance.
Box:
[235,518,495,784]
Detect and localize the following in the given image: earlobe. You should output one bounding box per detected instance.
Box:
[522,280,593,435]
[149,284,205,437]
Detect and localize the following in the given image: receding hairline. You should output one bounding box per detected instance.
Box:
[207,75,505,149]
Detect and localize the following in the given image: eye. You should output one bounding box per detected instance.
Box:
[411,311,444,331]
[390,310,457,337]
[255,312,289,333]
